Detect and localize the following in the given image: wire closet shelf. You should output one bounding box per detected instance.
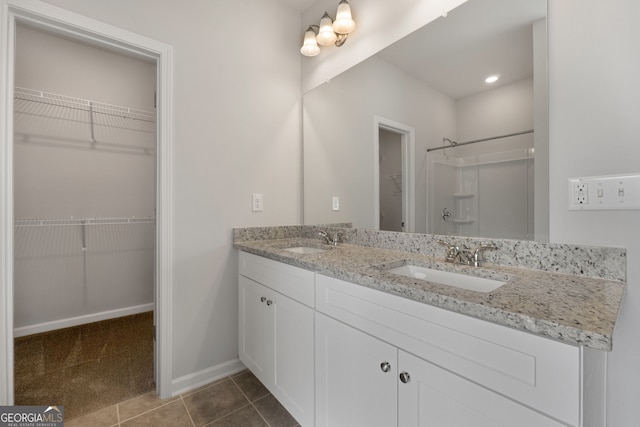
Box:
[14,87,156,126]
[14,216,156,227]
[14,87,157,155]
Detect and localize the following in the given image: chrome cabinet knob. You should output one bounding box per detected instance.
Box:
[260,297,267,303]
[380,362,391,373]
[266,300,273,306]
[399,372,411,383]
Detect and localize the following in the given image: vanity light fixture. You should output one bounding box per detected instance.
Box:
[300,0,356,57]
[485,75,499,83]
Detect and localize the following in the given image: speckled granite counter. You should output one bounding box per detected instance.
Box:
[233,226,626,351]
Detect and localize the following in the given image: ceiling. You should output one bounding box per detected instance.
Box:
[376,0,546,99]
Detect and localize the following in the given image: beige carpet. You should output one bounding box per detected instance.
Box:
[14,311,155,420]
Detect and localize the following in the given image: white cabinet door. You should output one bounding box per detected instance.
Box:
[272,287,314,427]
[315,313,397,427]
[238,276,273,385]
[239,274,314,427]
[398,351,565,427]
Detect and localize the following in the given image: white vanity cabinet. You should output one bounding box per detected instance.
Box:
[315,273,604,427]
[315,313,565,427]
[238,252,314,427]
[237,252,606,427]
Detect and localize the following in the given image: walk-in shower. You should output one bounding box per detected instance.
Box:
[428,131,535,240]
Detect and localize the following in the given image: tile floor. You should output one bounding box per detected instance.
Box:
[66,370,299,427]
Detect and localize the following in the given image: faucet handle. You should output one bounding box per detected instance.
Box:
[460,245,474,265]
[332,231,343,246]
[472,243,497,267]
[437,239,458,262]
[436,239,452,249]
[318,230,331,244]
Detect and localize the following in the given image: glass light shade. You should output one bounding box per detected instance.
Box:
[333,0,356,34]
[316,12,337,46]
[300,28,320,56]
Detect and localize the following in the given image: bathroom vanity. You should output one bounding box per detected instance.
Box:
[235,226,625,427]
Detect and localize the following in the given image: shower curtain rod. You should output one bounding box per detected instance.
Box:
[426,129,534,153]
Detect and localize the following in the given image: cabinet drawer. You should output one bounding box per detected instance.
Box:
[239,251,315,307]
[316,274,580,426]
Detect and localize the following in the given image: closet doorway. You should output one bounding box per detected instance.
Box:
[0,0,173,407]
[11,23,157,419]
[374,117,415,233]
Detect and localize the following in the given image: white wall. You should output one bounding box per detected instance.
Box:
[35,0,302,388]
[455,78,534,157]
[548,1,640,425]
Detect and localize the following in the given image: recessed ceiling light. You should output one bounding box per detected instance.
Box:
[485,75,499,84]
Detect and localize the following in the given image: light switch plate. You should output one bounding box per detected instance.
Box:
[332,196,340,211]
[568,174,640,210]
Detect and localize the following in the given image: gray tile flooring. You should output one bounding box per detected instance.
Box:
[65,370,299,427]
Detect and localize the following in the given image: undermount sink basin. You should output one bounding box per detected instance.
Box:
[283,246,329,254]
[385,265,505,293]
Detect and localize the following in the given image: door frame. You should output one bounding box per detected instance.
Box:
[0,0,174,402]
[373,116,415,232]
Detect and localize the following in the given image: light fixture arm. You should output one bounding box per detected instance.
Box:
[335,33,348,47]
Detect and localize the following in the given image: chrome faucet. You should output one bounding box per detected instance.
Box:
[437,239,462,263]
[437,240,497,267]
[318,230,343,246]
[471,243,497,267]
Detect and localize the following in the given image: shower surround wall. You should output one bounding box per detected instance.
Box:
[429,77,538,240]
[13,25,156,335]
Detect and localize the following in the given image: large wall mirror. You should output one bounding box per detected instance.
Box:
[303,0,548,241]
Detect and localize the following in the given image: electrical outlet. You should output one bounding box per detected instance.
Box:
[569,174,640,210]
[252,193,263,212]
[574,183,589,205]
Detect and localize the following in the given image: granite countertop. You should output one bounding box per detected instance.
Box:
[234,238,626,351]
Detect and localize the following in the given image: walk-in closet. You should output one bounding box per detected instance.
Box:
[13,24,157,419]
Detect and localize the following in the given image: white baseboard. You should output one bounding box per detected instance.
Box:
[13,303,154,337]
[171,358,247,397]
